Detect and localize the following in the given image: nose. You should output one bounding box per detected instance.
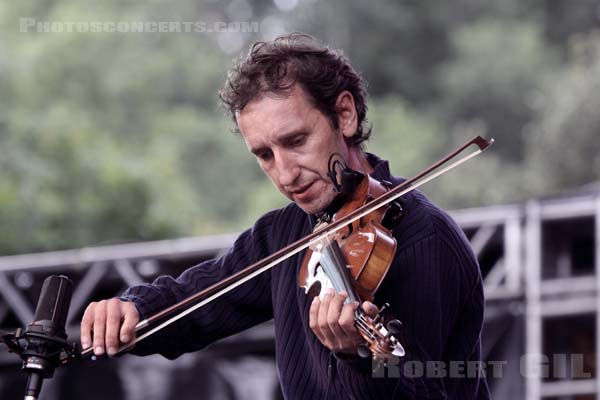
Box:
[275,150,301,188]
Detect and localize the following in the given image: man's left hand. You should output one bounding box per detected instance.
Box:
[309,288,378,354]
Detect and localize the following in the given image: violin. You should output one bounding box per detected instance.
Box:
[64,135,493,364]
[298,157,406,360]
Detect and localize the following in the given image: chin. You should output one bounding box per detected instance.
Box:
[298,201,329,216]
[297,205,316,215]
[294,201,317,215]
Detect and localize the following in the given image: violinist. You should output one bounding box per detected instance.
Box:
[80,33,490,399]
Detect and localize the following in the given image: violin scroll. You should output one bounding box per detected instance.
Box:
[355,303,405,360]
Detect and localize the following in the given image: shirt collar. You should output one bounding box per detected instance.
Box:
[365,152,393,182]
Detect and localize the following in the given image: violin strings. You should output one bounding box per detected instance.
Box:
[354,317,376,338]
[353,311,379,341]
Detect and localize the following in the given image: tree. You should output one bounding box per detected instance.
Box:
[525,32,600,195]
[437,19,559,162]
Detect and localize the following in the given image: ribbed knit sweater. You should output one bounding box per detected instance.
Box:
[121,154,490,399]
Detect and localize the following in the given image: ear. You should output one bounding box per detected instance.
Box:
[335,91,358,140]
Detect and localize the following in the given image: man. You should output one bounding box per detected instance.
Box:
[81,33,490,399]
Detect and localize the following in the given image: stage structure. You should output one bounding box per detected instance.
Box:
[0,184,598,400]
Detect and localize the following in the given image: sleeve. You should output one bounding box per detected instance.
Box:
[118,210,277,359]
[333,231,485,399]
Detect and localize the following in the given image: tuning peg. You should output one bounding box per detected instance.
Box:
[386,319,403,336]
[378,303,390,315]
[357,343,372,358]
[372,303,390,324]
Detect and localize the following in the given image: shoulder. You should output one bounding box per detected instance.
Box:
[382,187,483,306]
[397,189,475,262]
[367,153,474,264]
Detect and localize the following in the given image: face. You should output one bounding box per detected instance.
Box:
[237,84,358,215]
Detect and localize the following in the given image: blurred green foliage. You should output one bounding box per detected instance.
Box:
[0,0,599,255]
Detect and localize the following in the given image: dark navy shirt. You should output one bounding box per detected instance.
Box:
[121,154,490,399]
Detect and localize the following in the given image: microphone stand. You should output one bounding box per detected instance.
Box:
[0,275,80,400]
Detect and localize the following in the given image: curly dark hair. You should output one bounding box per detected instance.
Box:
[219,33,371,147]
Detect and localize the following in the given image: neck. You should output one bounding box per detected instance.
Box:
[346,146,373,174]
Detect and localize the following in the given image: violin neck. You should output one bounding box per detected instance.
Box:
[319,240,361,303]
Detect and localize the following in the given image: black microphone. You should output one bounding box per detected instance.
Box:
[21,275,74,400]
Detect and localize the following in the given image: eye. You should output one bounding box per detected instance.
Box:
[256,150,273,162]
[288,135,305,147]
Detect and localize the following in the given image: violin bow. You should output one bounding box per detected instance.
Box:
[74,135,493,362]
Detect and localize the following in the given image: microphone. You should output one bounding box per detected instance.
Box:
[20,275,74,400]
[327,153,364,196]
[323,153,365,220]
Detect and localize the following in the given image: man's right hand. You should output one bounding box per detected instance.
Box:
[80,298,139,357]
